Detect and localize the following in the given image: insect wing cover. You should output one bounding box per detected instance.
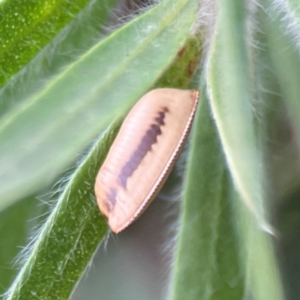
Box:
[95,88,199,233]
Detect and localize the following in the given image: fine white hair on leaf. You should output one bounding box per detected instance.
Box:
[272,0,300,51]
[0,0,118,119]
[3,133,105,300]
[192,0,217,62]
[245,0,268,119]
[204,0,278,235]
[103,0,160,34]
[160,139,192,299]
[11,188,61,270]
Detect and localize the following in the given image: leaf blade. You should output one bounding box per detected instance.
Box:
[5,121,120,300]
[169,88,244,300]
[0,0,95,87]
[207,0,271,233]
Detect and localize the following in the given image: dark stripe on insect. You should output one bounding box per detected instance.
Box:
[118,107,169,188]
[105,188,117,211]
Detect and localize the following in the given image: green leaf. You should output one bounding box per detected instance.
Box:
[0,0,200,210]
[0,196,47,294]
[262,0,300,147]
[207,0,272,233]
[169,87,284,300]
[169,88,244,300]
[230,190,285,300]
[0,0,93,87]
[0,0,118,118]
[5,121,120,300]
[251,2,298,200]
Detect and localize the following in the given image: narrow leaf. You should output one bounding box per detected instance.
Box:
[207,0,271,233]
[5,121,120,300]
[230,189,285,300]
[169,88,244,300]
[262,0,300,148]
[0,197,45,294]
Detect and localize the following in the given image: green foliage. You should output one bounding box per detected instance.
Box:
[1,0,300,299]
[0,0,93,87]
[5,121,119,299]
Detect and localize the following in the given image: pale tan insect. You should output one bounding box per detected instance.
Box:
[95,88,199,233]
